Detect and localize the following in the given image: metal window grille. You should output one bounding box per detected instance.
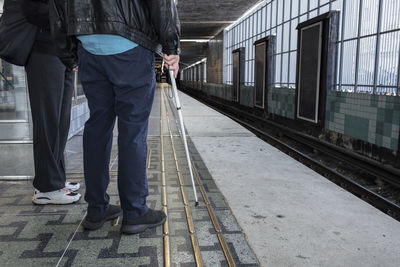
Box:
[223,0,400,96]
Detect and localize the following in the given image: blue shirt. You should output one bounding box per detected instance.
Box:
[77,34,138,55]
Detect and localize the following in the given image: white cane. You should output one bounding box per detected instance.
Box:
[168,69,199,206]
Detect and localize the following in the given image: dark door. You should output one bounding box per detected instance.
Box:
[297,22,323,123]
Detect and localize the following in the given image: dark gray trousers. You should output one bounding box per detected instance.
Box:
[25,52,74,192]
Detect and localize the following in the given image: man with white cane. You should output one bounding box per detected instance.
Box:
[50,0,180,234]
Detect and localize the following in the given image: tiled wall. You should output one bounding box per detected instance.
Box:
[181,81,399,151]
[267,87,296,119]
[239,86,254,107]
[68,101,90,139]
[185,82,296,118]
[325,91,400,150]
[192,82,233,101]
[206,32,224,84]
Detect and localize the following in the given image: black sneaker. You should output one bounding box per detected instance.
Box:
[82,204,122,230]
[120,209,166,234]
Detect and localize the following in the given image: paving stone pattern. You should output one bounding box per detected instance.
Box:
[0,88,259,267]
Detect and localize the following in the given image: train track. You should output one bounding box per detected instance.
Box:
[180,87,400,221]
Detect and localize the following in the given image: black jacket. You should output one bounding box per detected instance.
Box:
[22,0,49,29]
[50,0,180,69]
[22,0,57,55]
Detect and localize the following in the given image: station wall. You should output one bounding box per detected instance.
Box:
[206,32,224,84]
[326,92,400,150]
[267,87,295,119]
[182,79,400,152]
[181,0,400,154]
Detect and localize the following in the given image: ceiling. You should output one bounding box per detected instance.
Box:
[158,0,262,67]
[0,0,262,68]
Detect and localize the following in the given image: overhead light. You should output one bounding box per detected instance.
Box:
[183,58,207,70]
[225,0,265,31]
[180,39,210,43]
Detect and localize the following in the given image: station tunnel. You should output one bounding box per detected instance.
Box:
[0,0,400,266]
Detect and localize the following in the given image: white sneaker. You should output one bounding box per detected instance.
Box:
[65,181,80,191]
[32,189,81,205]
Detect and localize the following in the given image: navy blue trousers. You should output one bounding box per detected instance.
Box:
[78,45,155,219]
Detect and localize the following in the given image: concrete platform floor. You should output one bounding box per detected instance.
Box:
[0,86,258,266]
[177,89,400,267]
[2,83,400,267]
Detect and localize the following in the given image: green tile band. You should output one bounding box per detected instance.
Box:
[326,91,399,150]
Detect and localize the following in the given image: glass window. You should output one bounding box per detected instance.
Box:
[377,32,400,87]
[341,40,357,85]
[358,36,377,86]
[223,0,399,95]
[360,0,379,36]
[292,0,299,19]
[381,0,400,32]
[0,60,31,141]
[343,0,360,39]
[300,0,308,15]
[277,0,283,24]
[310,0,319,10]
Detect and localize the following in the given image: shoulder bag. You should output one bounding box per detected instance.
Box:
[0,0,38,66]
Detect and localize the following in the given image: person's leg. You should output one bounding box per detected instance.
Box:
[78,46,117,218]
[58,69,74,182]
[101,46,156,220]
[25,52,70,192]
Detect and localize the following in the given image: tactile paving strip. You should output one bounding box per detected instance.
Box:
[0,86,259,266]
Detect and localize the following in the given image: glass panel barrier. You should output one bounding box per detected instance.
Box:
[0,59,32,141]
